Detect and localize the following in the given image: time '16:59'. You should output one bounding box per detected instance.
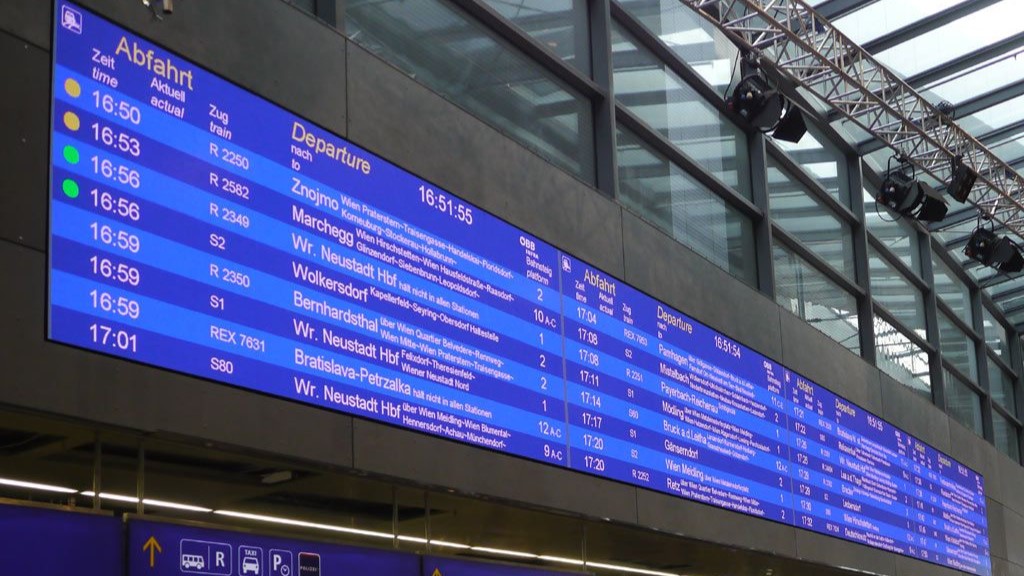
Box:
[89,289,140,319]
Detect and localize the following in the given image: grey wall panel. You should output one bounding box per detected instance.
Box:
[995,454,1024,515]
[989,498,1009,561]
[878,372,952,452]
[0,32,48,251]
[794,529,897,576]
[993,556,1024,576]
[635,490,798,557]
[778,310,884,413]
[344,44,625,278]
[350,419,639,523]
[1004,507,1024,567]
[0,0,50,48]
[0,242,354,467]
[620,210,784,359]
[74,0,347,136]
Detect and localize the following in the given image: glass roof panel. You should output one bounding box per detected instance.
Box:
[935,218,978,246]
[958,93,1024,136]
[831,0,964,45]
[922,50,1024,104]
[978,270,1024,293]
[999,291,1024,314]
[874,1,1024,78]
[1006,311,1024,329]
[989,133,1024,164]
[992,276,1024,303]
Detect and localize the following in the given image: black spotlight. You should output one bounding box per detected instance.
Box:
[915,180,949,222]
[965,228,1024,273]
[878,170,916,213]
[726,53,806,143]
[727,75,808,143]
[772,103,807,144]
[877,156,948,223]
[947,156,978,203]
[728,73,784,131]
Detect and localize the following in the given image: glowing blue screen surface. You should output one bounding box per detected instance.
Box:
[48,3,990,573]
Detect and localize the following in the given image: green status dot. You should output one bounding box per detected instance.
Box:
[62,179,80,198]
[62,145,80,165]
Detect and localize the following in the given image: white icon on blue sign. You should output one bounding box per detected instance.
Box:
[269,549,293,576]
[240,546,263,576]
[181,554,205,571]
[60,5,83,34]
[180,539,232,575]
[562,256,571,273]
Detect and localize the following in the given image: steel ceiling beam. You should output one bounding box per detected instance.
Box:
[906,31,1024,89]
[993,282,1024,302]
[679,0,1024,243]
[813,0,876,20]
[1001,299,1024,318]
[930,207,976,232]
[979,119,1024,147]
[1004,152,1024,170]
[860,0,1002,54]
[977,270,1023,290]
[858,37,1024,154]
[956,78,1024,120]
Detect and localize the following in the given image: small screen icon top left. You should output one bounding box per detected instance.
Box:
[60,5,83,33]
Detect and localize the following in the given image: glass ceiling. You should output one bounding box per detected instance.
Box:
[816,0,1024,329]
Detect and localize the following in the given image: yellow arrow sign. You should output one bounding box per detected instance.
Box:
[432,569,443,576]
[142,536,163,568]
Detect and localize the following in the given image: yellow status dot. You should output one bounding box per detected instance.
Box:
[63,111,80,131]
[64,78,81,98]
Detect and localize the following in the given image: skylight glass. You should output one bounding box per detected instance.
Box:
[959,93,1024,135]
[831,0,964,45]
[875,1,1024,78]
[922,50,1024,103]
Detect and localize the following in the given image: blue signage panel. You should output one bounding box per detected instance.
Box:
[48,2,990,574]
[128,519,418,576]
[424,555,583,576]
[0,502,123,575]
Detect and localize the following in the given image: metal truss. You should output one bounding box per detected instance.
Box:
[678,0,1024,239]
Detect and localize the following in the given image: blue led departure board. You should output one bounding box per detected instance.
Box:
[47,2,990,573]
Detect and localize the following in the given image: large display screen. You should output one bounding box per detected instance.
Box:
[48,2,990,573]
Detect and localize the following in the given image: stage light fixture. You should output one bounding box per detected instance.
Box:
[726,53,806,143]
[878,170,916,213]
[964,228,1024,273]
[728,73,783,131]
[947,156,977,203]
[772,103,807,144]
[877,156,948,223]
